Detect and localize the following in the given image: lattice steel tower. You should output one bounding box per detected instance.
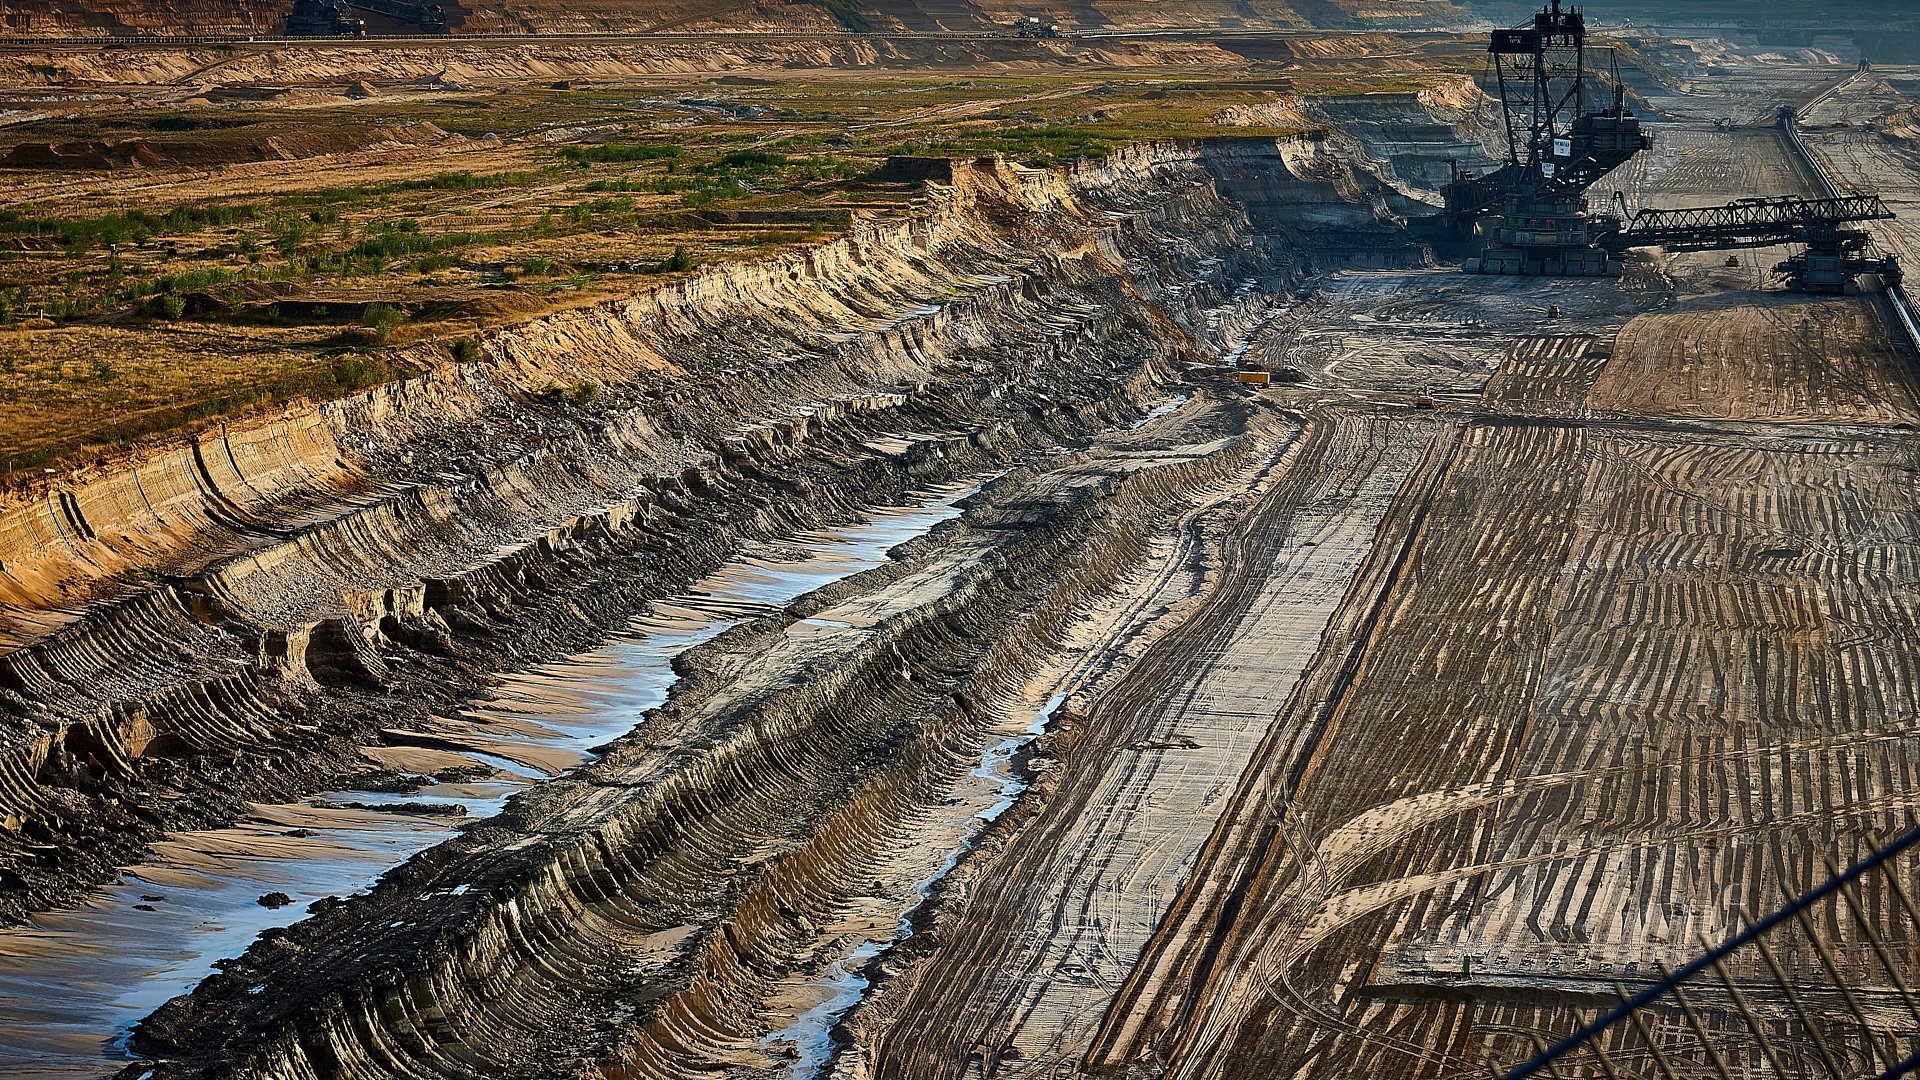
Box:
[1440,0,1650,276]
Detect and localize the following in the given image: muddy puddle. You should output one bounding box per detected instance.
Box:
[0,482,984,1079]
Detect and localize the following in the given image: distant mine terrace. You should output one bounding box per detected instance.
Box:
[0,25,1435,47]
[0,29,1055,46]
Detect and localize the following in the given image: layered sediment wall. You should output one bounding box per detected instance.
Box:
[135,416,1275,1079]
[1304,75,1505,197]
[0,133,1410,1075]
[0,0,1470,40]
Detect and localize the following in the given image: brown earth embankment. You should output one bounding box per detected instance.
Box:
[0,135,1412,929]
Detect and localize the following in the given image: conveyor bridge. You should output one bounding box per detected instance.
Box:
[1608,193,1891,252]
[1603,194,1903,292]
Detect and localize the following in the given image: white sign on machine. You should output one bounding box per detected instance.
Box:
[1554,137,1572,157]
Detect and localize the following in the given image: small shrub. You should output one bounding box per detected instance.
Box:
[330,353,390,391]
[363,302,406,342]
[450,337,482,363]
[269,215,311,256]
[662,245,694,273]
[571,380,599,406]
[158,294,187,319]
[714,149,788,170]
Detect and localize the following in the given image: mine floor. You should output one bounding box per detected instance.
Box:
[845,68,1920,1079]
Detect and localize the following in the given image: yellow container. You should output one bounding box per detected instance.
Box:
[1235,371,1271,385]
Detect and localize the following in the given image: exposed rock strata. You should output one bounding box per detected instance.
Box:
[134,404,1274,1079]
[1302,76,1504,198]
[0,0,1469,39]
[0,32,1469,91]
[0,135,1405,972]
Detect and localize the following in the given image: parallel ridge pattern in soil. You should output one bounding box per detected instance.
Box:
[1081,324,1920,1077]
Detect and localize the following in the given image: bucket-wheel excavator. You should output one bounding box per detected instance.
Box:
[1429,0,1901,294]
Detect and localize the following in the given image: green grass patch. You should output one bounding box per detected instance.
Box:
[880,123,1120,167]
[558,141,686,167]
[0,203,263,252]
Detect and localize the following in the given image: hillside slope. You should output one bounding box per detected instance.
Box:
[0,0,1472,38]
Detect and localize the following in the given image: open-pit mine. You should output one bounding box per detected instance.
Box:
[3,2,1920,1078]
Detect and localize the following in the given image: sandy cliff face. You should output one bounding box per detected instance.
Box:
[1201,77,1505,208]
[0,0,286,36]
[1300,74,1505,200]
[0,135,1405,917]
[0,37,1247,86]
[0,0,1471,37]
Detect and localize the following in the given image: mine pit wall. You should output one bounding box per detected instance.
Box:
[592,443,1270,1080]
[0,137,1380,636]
[1301,76,1506,200]
[1195,136,1429,275]
[0,137,1401,924]
[138,435,1264,1080]
[112,143,1402,1077]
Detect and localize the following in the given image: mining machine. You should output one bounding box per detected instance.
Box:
[1009,15,1059,37]
[286,0,449,35]
[1603,194,1902,293]
[1431,1,1902,294]
[1435,0,1650,276]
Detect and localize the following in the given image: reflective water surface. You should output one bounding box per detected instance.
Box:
[0,483,980,1078]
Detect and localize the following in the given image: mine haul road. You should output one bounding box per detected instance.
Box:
[6,61,1920,1080]
[851,75,1920,1079]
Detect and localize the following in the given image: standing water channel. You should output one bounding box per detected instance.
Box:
[0,480,985,1079]
[766,692,1065,1080]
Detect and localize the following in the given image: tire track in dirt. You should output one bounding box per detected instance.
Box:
[1083,392,1920,1077]
[848,407,1443,1079]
